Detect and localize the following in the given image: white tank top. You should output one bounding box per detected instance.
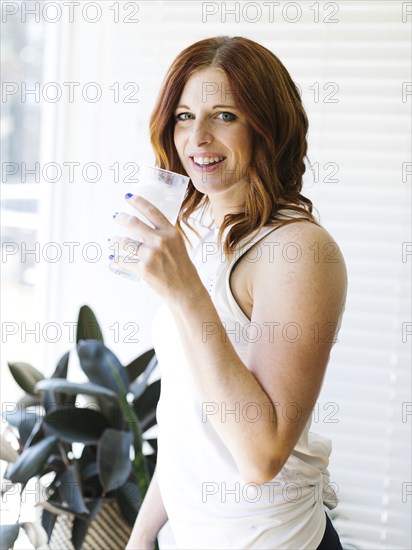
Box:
[153,211,338,550]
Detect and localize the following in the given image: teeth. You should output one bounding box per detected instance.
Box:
[193,156,225,165]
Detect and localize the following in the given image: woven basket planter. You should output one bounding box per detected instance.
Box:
[47,499,132,550]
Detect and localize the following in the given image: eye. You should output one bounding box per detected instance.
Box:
[174,112,193,121]
[217,112,237,122]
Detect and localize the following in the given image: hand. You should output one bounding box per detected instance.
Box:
[110,195,201,303]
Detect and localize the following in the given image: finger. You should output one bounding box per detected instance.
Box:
[114,211,154,243]
[108,259,141,281]
[109,235,142,261]
[125,194,171,229]
[109,243,144,278]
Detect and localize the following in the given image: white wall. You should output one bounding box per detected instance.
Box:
[42,2,411,548]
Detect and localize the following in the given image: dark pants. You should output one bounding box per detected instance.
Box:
[316,512,343,550]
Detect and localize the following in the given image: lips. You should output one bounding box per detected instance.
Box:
[192,155,225,165]
[189,157,226,172]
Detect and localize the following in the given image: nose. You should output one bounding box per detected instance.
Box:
[189,117,213,146]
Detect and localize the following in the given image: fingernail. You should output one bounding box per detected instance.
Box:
[125,193,133,199]
[109,254,114,260]
[113,212,118,218]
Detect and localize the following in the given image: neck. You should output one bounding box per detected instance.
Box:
[207,186,246,228]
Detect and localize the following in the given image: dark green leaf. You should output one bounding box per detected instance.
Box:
[44,407,110,445]
[5,436,58,484]
[78,445,96,470]
[94,397,123,430]
[72,498,103,550]
[126,349,156,383]
[77,340,129,393]
[42,389,60,415]
[8,362,44,395]
[3,407,36,429]
[51,351,77,408]
[145,454,156,479]
[41,454,66,478]
[97,429,132,493]
[76,305,104,343]
[56,465,89,516]
[51,351,70,379]
[111,369,150,498]
[35,379,118,399]
[39,499,88,519]
[81,462,98,481]
[82,475,103,500]
[84,497,103,521]
[0,524,20,549]
[78,452,102,496]
[145,438,158,454]
[38,499,68,517]
[23,421,44,449]
[40,508,57,540]
[117,481,141,526]
[129,356,158,399]
[18,414,41,446]
[133,380,160,421]
[17,394,41,408]
[140,410,157,433]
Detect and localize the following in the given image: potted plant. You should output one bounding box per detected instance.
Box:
[0,305,160,550]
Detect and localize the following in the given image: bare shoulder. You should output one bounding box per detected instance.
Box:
[256,219,345,266]
[230,219,347,321]
[251,219,348,299]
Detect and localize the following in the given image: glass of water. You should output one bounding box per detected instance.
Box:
[109,165,190,281]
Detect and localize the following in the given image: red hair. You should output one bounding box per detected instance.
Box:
[149,36,318,254]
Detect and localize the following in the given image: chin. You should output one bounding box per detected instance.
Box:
[189,175,224,194]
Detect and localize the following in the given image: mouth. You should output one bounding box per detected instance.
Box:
[189,156,227,172]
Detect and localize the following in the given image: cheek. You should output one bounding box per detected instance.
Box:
[244,131,253,160]
[174,128,186,154]
[238,134,253,162]
[229,126,252,159]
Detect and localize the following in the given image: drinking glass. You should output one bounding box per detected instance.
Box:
[109,165,190,281]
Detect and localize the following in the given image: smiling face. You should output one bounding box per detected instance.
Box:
[173,68,253,208]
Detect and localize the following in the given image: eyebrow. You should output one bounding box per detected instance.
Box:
[175,104,238,110]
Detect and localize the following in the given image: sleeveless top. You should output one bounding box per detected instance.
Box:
[152,210,338,550]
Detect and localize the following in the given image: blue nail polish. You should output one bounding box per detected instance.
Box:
[113,212,118,218]
[125,193,133,199]
[107,237,111,242]
[109,254,114,260]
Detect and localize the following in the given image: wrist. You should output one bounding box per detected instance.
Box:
[166,277,209,312]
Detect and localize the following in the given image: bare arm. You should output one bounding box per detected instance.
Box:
[125,467,168,550]
[167,222,347,485]
[116,198,348,487]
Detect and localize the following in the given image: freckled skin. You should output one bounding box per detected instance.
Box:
[173,68,254,222]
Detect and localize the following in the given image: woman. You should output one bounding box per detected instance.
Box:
[113,36,347,549]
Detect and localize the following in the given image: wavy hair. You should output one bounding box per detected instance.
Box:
[149,36,318,254]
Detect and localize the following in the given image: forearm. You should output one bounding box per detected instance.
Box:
[126,467,168,549]
[168,285,279,484]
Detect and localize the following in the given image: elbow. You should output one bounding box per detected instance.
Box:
[239,455,284,487]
